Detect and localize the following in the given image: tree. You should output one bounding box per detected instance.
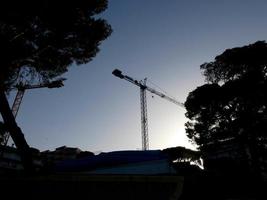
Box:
[185,41,267,176]
[163,146,201,165]
[0,0,112,172]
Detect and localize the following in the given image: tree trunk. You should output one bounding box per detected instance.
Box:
[0,90,33,173]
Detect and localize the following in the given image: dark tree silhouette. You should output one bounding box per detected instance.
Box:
[0,0,112,172]
[185,41,267,177]
[163,146,201,165]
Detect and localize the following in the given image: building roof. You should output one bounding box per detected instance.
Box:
[55,150,169,173]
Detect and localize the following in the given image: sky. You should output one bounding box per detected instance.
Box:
[6,0,267,153]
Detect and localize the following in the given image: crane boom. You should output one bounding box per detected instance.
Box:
[112,69,184,150]
[145,85,184,108]
[112,69,184,108]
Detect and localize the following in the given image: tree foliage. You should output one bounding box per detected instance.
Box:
[0,0,112,91]
[163,146,201,165]
[185,41,267,174]
[201,41,267,83]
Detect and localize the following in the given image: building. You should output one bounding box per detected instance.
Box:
[55,150,176,175]
[41,146,82,164]
[0,145,42,172]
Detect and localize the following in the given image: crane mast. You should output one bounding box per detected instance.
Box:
[112,69,184,151]
[140,79,148,150]
[11,89,26,119]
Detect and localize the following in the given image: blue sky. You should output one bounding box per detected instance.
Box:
[7,0,267,152]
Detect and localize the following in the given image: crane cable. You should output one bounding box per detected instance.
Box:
[146,79,178,101]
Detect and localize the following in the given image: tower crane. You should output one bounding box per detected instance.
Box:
[2,79,65,146]
[112,69,184,151]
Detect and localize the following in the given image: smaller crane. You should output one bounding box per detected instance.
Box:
[112,69,184,150]
[2,79,65,146]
